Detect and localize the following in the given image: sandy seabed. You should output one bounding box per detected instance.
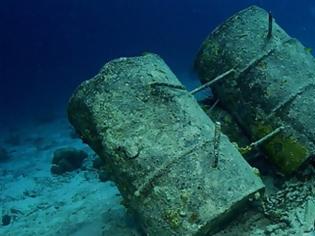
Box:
[1,115,315,236]
[0,117,140,236]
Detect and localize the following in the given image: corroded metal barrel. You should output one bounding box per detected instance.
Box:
[68,53,264,235]
[195,5,315,175]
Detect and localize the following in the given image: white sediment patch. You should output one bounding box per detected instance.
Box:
[0,118,138,236]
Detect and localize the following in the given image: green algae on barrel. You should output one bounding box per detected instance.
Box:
[195,5,315,175]
[68,53,264,235]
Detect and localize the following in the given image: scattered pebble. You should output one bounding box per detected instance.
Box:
[51,147,88,175]
[2,214,11,226]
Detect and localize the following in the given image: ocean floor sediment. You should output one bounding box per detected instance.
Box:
[1,116,315,235]
[0,117,140,236]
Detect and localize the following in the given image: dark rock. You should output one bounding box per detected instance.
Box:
[2,214,11,226]
[23,190,38,198]
[93,157,109,182]
[51,165,64,175]
[0,147,10,162]
[51,147,88,175]
[93,157,105,170]
[98,170,110,182]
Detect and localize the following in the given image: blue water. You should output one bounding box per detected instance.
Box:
[1,0,315,126]
[2,1,315,234]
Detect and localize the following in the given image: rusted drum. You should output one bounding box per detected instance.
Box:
[68,53,264,235]
[195,5,315,175]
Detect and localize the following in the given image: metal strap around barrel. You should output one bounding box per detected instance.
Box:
[233,38,315,121]
[235,38,294,78]
[237,38,315,145]
[134,140,212,198]
[190,38,293,95]
[266,83,315,120]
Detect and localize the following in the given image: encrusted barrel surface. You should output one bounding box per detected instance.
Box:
[68,53,264,235]
[195,5,315,174]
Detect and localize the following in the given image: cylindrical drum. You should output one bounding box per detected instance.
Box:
[68,53,264,235]
[195,5,315,175]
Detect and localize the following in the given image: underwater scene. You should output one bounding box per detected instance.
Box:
[2,0,315,235]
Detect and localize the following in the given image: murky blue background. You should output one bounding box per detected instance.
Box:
[1,0,314,126]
